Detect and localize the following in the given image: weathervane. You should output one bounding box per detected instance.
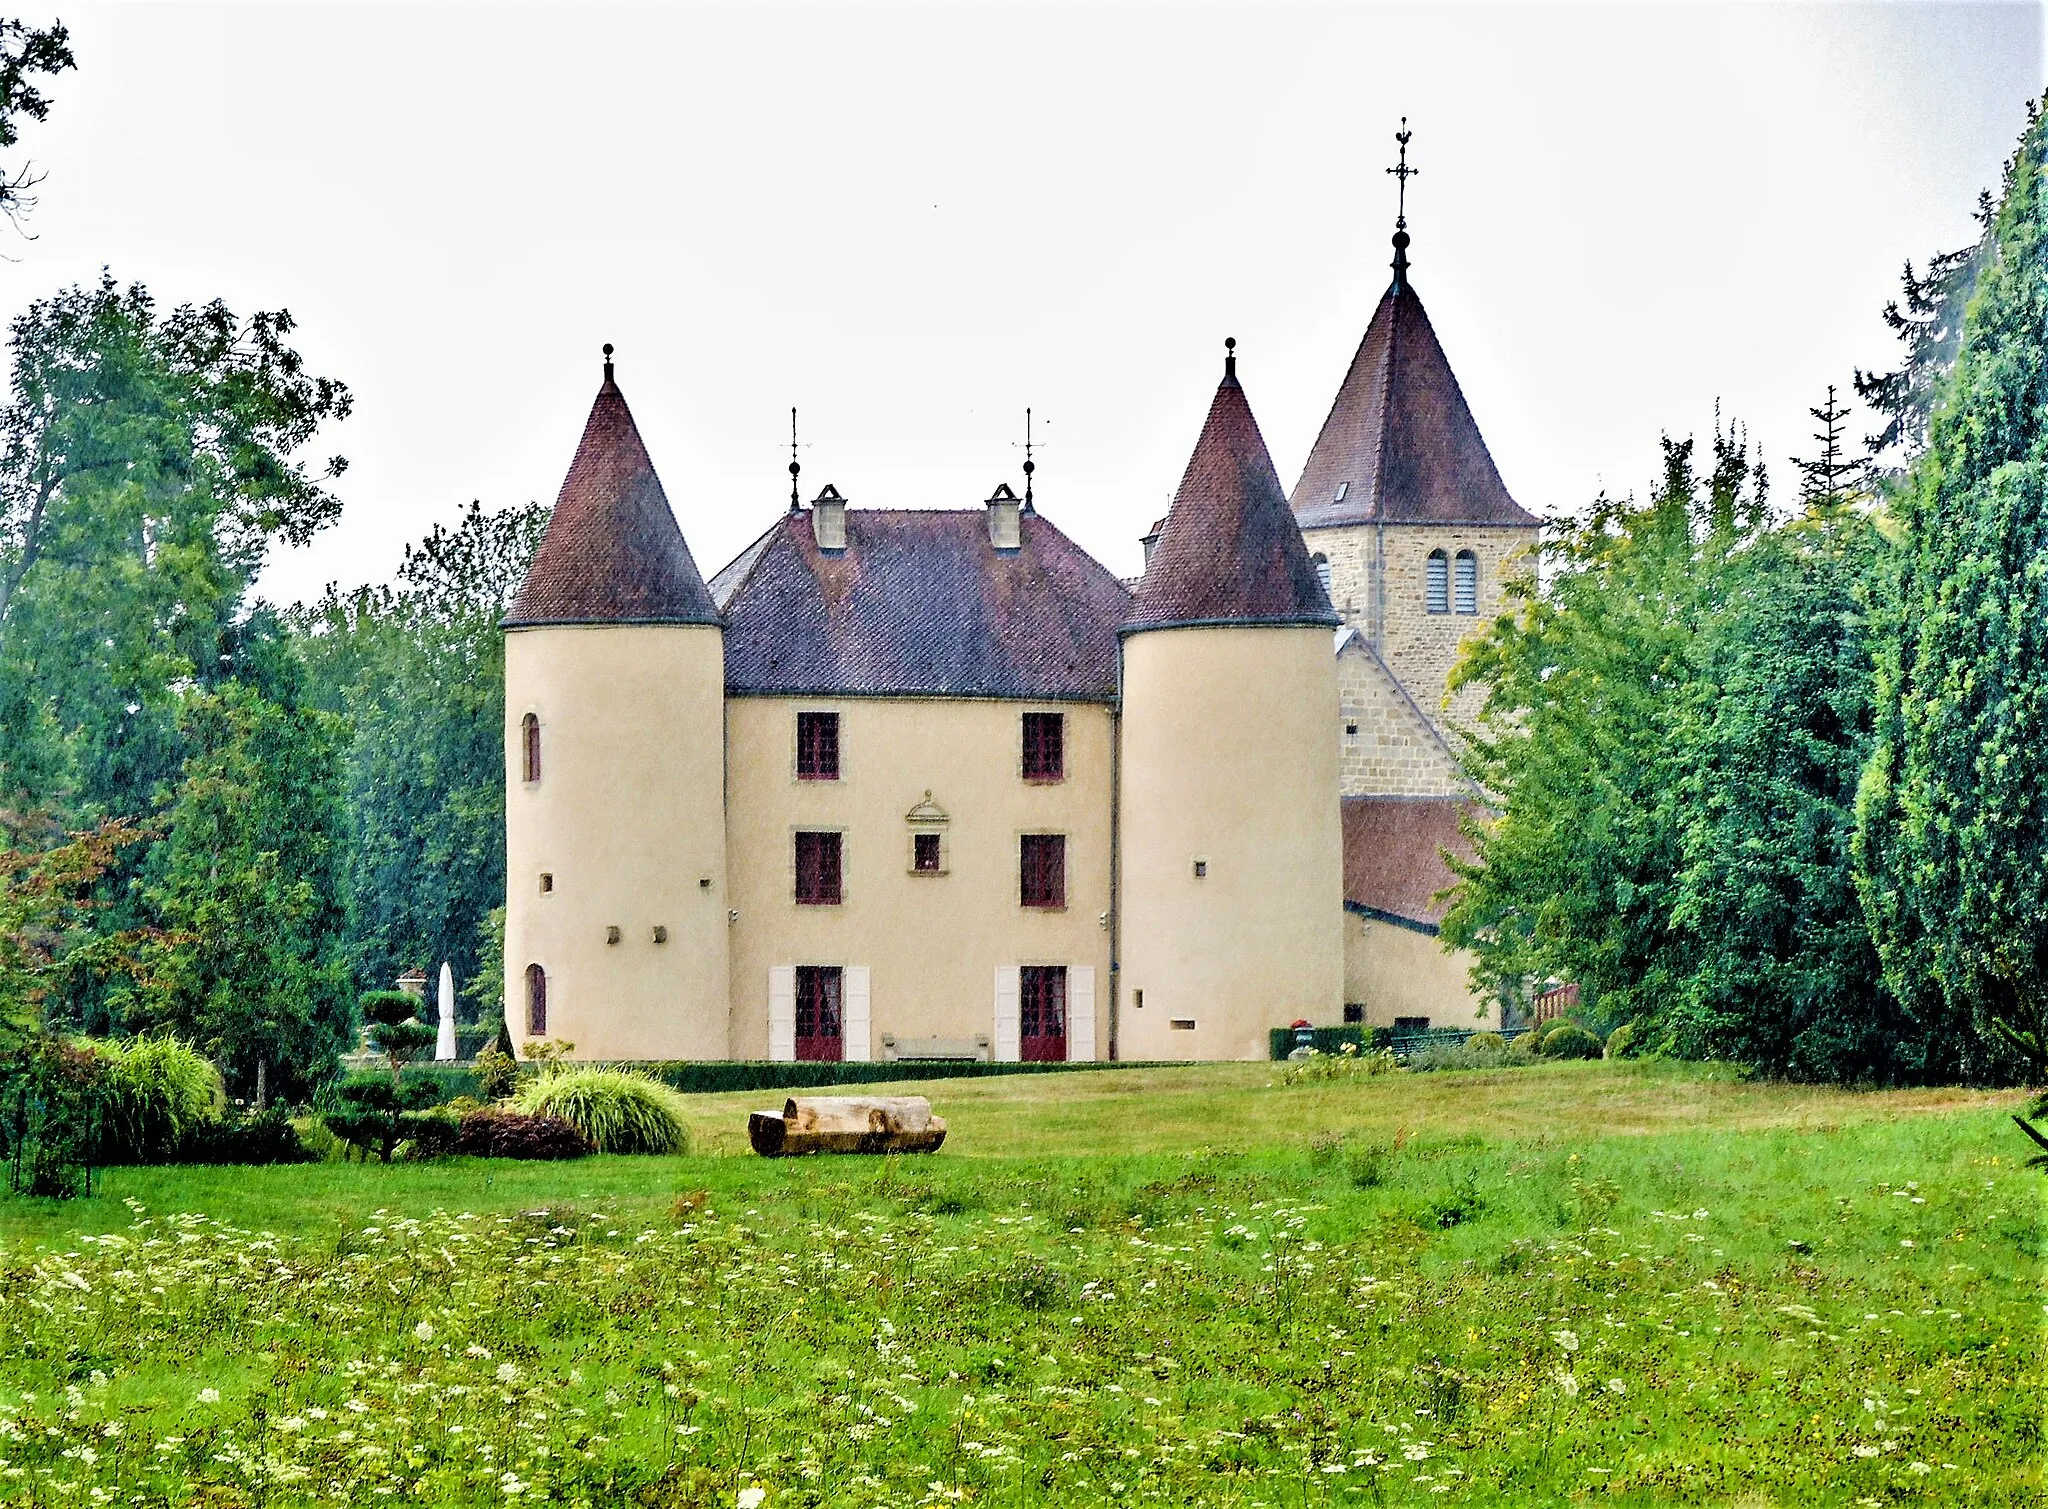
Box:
[788,407,802,514]
[1015,407,1040,512]
[1386,117,1417,291]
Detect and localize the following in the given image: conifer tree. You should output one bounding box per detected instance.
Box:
[1857,100,2048,1081]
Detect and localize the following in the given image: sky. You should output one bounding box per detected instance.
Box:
[3,2,2041,599]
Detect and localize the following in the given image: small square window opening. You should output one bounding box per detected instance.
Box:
[538,872,553,894]
[1343,1002,1365,1024]
[1169,1018,1196,1031]
[1192,859,1208,879]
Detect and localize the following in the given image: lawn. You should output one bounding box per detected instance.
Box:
[0,1060,2038,1507]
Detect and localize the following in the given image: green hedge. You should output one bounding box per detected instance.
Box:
[620,1060,1165,1096]
[1267,1026,1380,1060]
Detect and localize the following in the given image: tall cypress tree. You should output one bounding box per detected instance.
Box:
[1857,99,2048,1081]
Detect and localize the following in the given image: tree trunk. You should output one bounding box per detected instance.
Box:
[748,1096,947,1157]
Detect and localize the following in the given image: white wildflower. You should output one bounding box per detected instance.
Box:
[413,1320,435,1343]
[1554,1367,1580,1398]
[195,1389,220,1406]
[737,1489,767,1509]
[1606,1379,1625,1395]
[1551,1330,1580,1353]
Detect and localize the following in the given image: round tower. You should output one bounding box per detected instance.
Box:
[1117,342,1345,1061]
[501,347,730,1061]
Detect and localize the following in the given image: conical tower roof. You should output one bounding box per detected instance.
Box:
[504,353,721,628]
[1126,346,1338,633]
[1290,272,1536,530]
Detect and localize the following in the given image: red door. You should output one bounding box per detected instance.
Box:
[796,966,844,1062]
[1020,966,1067,1063]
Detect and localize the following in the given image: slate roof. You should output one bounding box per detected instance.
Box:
[711,508,1131,700]
[1341,796,1476,929]
[1291,276,1538,531]
[1125,359,1339,633]
[504,367,721,628]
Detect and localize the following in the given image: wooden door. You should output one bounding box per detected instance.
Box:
[796,966,845,1062]
[1019,965,1067,1063]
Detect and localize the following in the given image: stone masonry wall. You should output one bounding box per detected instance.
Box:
[1336,642,1467,797]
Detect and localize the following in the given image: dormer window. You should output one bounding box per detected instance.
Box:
[1425,550,1450,615]
[1454,550,1479,614]
[522,713,542,782]
[1334,481,1349,503]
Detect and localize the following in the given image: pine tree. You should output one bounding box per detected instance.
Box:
[1856,98,2048,1081]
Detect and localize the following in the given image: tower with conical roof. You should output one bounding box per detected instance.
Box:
[1117,342,1345,1061]
[1290,134,1538,738]
[502,347,732,1060]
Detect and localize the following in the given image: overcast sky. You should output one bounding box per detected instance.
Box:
[5,2,2041,598]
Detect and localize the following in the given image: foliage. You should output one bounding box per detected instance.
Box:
[0,1072,2034,1504]
[127,679,352,1099]
[358,988,435,1087]
[177,1103,316,1166]
[0,1032,102,1195]
[1404,1040,1528,1073]
[1510,1030,1540,1055]
[0,815,151,1049]
[294,502,547,999]
[464,904,506,1024]
[471,1044,519,1101]
[1856,104,2048,1085]
[0,275,349,822]
[1266,1024,1366,1060]
[0,19,73,235]
[1538,1024,1604,1061]
[451,1107,590,1160]
[1277,1042,1398,1085]
[512,1067,690,1156]
[320,1072,448,1165]
[1604,1021,1637,1059]
[1466,1030,1505,1052]
[89,1034,224,1165]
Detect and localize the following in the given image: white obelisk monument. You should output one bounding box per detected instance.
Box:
[436,962,458,1062]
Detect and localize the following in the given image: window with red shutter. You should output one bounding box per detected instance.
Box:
[795,831,843,905]
[1019,834,1065,908]
[1022,712,1064,781]
[796,712,840,780]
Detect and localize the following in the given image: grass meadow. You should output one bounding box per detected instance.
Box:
[0,1060,2039,1507]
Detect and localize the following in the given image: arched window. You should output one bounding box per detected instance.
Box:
[525,963,547,1036]
[1312,553,1333,599]
[522,713,542,783]
[1424,550,1449,614]
[1453,550,1479,615]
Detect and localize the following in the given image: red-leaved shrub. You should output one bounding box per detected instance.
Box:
[452,1109,590,1160]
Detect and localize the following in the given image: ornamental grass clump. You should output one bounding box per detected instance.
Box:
[512,1067,690,1154]
[91,1036,225,1164]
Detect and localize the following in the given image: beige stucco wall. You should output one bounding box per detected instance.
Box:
[1118,625,1344,1061]
[1304,523,1536,729]
[1342,913,1494,1029]
[724,696,1115,1060]
[1337,641,1468,797]
[504,624,731,1061]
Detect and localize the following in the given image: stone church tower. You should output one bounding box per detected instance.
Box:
[501,350,732,1061]
[1118,343,1345,1062]
[1291,224,1539,785]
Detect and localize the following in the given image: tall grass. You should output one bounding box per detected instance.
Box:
[90,1036,225,1163]
[511,1067,690,1154]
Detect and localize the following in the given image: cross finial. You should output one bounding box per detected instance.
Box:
[1021,407,1036,512]
[788,407,801,513]
[1386,118,1417,291]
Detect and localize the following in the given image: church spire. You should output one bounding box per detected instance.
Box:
[1386,117,1418,294]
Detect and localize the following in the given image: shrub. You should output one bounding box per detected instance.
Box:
[1605,1022,1638,1059]
[1540,1024,1604,1060]
[473,1045,520,1101]
[321,1073,447,1163]
[92,1036,225,1164]
[1278,1044,1398,1085]
[1510,1031,1541,1055]
[452,1108,590,1160]
[1466,1032,1506,1053]
[512,1068,691,1155]
[180,1106,316,1165]
[1407,1041,1527,1073]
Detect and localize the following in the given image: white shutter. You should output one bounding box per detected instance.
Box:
[843,966,872,1062]
[993,966,1021,1063]
[767,966,796,1062]
[1066,966,1096,1062]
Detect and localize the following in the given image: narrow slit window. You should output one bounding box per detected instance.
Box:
[795,831,843,905]
[1453,550,1479,614]
[796,712,840,780]
[1425,550,1450,614]
[1019,834,1066,909]
[522,713,542,783]
[1022,712,1065,782]
[524,963,547,1036]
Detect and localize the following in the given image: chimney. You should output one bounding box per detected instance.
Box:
[986,482,1022,551]
[810,483,846,551]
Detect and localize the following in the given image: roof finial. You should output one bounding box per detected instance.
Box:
[602,342,615,383]
[1224,335,1237,382]
[1386,118,1417,292]
[1021,407,1036,513]
[788,407,802,514]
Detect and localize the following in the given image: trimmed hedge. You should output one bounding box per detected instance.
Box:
[1267,1027,1372,1061]
[619,1060,1172,1095]
[1540,1024,1604,1061]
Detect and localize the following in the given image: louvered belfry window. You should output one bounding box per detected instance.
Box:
[1022,712,1065,781]
[796,712,840,780]
[1454,550,1479,615]
[795,831,843,905]
[1425,550,1450,614]
[1020,834,1066,908]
